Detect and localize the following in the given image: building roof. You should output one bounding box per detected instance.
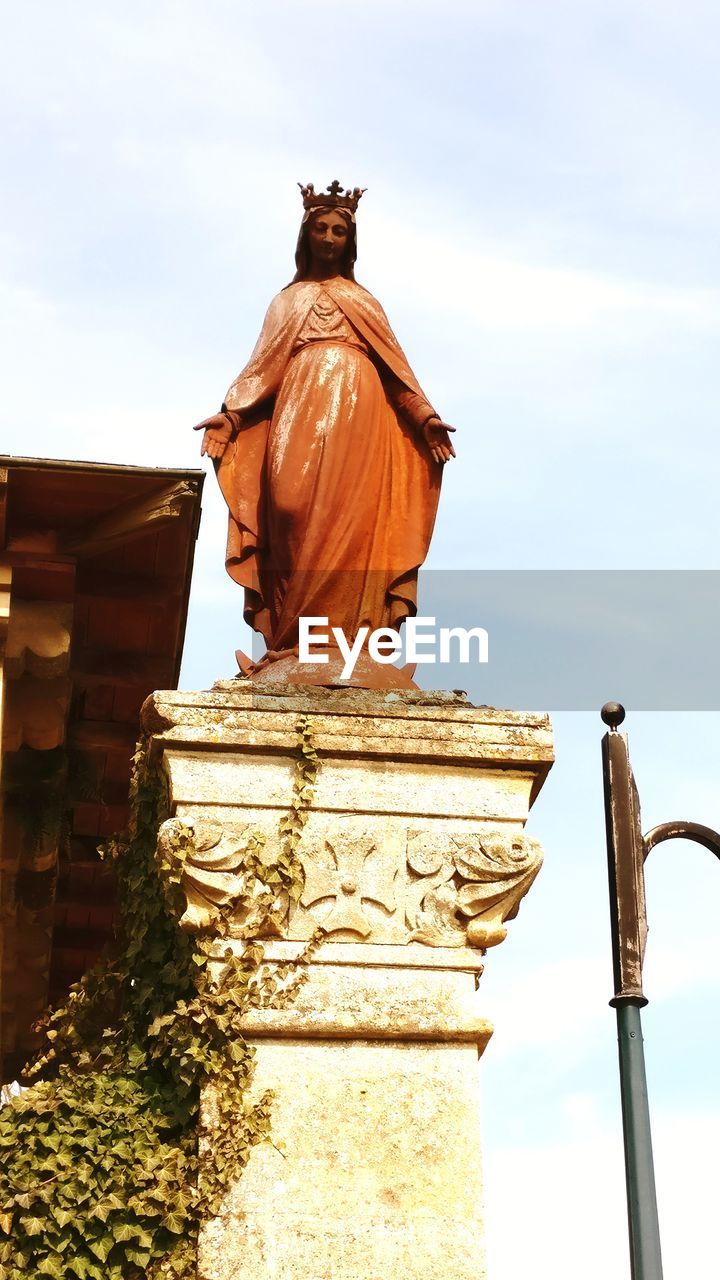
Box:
[0,455,204,1080]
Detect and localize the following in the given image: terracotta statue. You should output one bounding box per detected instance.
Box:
[195,181,455,685]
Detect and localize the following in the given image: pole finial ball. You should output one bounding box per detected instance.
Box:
[601,701,626,730]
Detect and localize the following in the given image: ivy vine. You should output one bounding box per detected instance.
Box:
[0,716,320,1279]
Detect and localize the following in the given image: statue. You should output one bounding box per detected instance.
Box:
[195,181,456,686]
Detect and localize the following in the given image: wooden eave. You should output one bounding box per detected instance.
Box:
[0,456,204,1080]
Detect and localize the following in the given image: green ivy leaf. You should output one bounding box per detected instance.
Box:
[21,1214,47,1236]
[0,728,320,1280]
[36,1258,65,1278]
[50,1208,74,1229]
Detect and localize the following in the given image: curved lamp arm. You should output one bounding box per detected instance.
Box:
[644,821,720,861]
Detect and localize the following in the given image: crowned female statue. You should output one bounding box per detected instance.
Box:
[195,180,456,686]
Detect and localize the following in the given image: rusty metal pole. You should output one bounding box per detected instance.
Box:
[600,703,663,1280]
[601,702,720,1279]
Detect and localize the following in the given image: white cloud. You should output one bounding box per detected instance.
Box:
[483,932,719,1063]
[363,214,720,334]
[484,1104,720,1280]
[484,954,608,1059]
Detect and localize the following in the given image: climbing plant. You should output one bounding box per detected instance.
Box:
[0,717,320,1280]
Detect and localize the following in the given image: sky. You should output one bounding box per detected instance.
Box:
[2,1,719,1275]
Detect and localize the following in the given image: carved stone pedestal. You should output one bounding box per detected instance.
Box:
[142,683,553,1280]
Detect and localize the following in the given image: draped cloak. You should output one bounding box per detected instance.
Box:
[216,277,442,655]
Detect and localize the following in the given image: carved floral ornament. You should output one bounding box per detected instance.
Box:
[405,828,543,949]
[155,818,290,937]
[156,817,542,950]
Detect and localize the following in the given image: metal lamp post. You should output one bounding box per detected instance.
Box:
[600,701,720,1280]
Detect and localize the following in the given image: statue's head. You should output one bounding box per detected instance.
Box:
[292,180,366,282]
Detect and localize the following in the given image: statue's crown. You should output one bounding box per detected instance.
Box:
[298,179,366,214]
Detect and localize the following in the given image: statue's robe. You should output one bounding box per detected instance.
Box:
[217,277,442,654]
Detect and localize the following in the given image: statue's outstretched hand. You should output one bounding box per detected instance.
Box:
[194,412,234,461]
[422,416,456,465]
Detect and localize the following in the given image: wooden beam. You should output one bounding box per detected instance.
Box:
[60,479,199,558]
[71,650,175,689]
[74,569,184,603]
[0,556,76,607]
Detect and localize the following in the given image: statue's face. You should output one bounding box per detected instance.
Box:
[307,209,350,270]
